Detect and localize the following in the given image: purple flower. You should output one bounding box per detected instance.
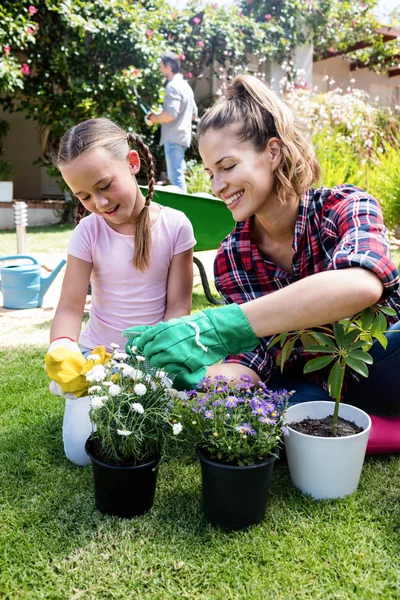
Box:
[197,376,212,389]
[258,416,277,424]
[212,398,223,406]
[281,426,289,436]
[225,396,238,408]
[236,423,256,436]
[204,410,214,420]
[214,375,229,383]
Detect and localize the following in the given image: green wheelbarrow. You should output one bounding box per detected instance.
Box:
[140,186,235,305]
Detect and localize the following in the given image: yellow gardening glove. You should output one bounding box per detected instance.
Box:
[45,339,111,398]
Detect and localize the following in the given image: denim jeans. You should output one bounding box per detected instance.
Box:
[267,320,400,412]
[164,141,187,192]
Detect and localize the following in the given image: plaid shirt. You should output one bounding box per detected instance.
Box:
[214,185,400,387]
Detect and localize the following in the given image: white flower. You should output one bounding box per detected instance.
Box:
[103,381,113,387]
[115,362,128,370]
[130,345,138,354]
[86,365,106,383]
[91,397,106,409]
[131,402,144,414]
[155,370,166,378]
[122,365,143,380]
[114,351,128,361]
[177,391,188,401]
[88,385,101,394]
[172,422,183,436]
[86,353,100,361]
[117,429,132,436]
[134,383,147,396]
[161,377,173,389]
[136,356,145,362]
[108,384,121,397]
[168,388,179,398]
[110,343,120,349]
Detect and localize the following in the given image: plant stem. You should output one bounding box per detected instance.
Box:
[332,360,346,436]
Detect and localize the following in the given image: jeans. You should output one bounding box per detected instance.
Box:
[164,141,187,192]
[267,320,400,411]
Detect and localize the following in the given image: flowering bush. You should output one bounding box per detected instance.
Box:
[86,344,182,466]
[175,374,293,466]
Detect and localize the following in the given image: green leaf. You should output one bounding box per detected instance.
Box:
[344,357,369,377]
[360,308,374,330]
[348,350,373,364]
[371,312,387,337]
[349,339,372,351]
[303,355,335,374]
[300,333,316,348]
[343,328,362,347]
[373,331,388,350]
[267,334,282,350]
[303,345,335,354]
[327,359,343,401]
[333,323,346,348]
[280,338,296,373]
[378,306,397,316]
[308,332,337,349]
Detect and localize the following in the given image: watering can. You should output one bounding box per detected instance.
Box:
[0,255,66,309]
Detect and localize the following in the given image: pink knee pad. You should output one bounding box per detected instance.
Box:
[366,415,400,456]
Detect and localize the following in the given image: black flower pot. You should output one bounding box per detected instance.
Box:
[85,438,159,518]
[196,447,276,531]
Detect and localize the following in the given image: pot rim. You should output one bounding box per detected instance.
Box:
[85,436,160,471]
[196,445,277,470]
[286,400,372,441]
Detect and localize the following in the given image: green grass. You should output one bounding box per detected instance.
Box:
[1,226,400,598]
[0,224,74,255]
[1,346,400,599]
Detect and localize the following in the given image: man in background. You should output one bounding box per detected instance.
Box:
[146,51,198,193]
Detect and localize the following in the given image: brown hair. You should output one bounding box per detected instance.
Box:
[57,118,156,271]
[198,74,321,203]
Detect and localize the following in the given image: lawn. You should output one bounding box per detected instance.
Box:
[1,225,400,599]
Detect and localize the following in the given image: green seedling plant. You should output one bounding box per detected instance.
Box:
[269,305,397,436]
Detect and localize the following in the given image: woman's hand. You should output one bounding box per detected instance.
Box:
[123,304,259,373]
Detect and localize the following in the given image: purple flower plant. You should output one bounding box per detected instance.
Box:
[177,375,293,466]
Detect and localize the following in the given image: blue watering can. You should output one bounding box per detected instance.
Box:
[0,255,66,309]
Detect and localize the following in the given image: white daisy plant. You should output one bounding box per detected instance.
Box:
[86,343,182,465]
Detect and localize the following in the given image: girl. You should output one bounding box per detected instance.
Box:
[46,117,195,464]
[125,75,400,452]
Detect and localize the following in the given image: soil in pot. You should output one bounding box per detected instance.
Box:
[290,415,363,437]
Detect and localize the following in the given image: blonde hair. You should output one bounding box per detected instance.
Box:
[57,118,156,271]
[198,74,320,203]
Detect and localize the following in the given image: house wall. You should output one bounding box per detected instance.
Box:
[313,56,400,106]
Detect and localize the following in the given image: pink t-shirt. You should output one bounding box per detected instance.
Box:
[67,205,196,351]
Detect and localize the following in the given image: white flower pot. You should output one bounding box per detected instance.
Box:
[0,181,13,203]
[62,395,92,466]
[284,401,371,500]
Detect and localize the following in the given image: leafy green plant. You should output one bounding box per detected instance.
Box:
[269,305,397,436]
[185,159,212,195]
[367,140,400,229]
[0,158,13,181]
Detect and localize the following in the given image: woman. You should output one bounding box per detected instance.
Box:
[124,75,400,429]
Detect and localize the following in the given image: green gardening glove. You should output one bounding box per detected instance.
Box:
[122,304,259,373]
[171,367,207,391]
[124,325,152,355]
